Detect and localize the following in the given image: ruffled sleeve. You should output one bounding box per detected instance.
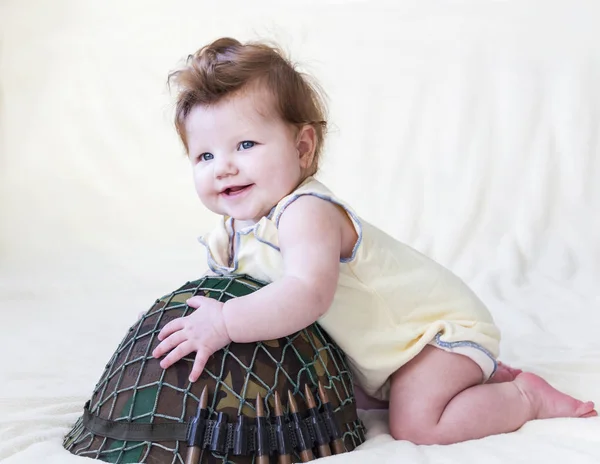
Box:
[198,216,235,275]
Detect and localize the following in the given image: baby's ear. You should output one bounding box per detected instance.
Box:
[296,125,317,169]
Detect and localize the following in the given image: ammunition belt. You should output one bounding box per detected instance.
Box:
[81,400,356,456]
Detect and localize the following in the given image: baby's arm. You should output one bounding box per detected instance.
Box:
[221,195,346,342]
[152,195,351,381]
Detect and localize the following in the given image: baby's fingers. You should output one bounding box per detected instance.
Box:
[157,340,194,370]
[157,317,185,341]
[185,296,209,309]
[189,349,211,383]
[152,330,186,359]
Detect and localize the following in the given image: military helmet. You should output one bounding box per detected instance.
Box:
[63,274,366,463]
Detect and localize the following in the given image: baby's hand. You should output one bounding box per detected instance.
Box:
[152,297,231,382]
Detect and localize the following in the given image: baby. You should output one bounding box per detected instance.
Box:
[152,37,596,445]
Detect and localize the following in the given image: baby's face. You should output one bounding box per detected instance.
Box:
[185,86,305,225]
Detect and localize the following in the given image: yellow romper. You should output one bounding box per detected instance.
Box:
[199,177,501,400]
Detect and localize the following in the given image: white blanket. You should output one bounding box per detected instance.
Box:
[2,0,600,463]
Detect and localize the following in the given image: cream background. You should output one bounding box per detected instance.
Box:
[1,0,600,462]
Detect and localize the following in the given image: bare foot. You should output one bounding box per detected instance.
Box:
[514,372,597,419]
[487,361,523,383]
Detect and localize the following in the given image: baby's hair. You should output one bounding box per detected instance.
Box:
[168,37,328,175]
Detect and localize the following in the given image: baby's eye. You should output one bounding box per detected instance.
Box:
[199,153,214,161]
[238,141,255,150]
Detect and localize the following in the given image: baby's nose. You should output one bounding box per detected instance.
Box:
[214,156,238,178]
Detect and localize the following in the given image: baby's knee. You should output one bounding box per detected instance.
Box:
[389,422,448,445]
[389,407,453,445]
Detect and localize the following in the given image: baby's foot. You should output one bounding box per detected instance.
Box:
[514,372,597,419]
[488,361,523,383]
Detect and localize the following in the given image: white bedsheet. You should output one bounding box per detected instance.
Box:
[1,0,600,462]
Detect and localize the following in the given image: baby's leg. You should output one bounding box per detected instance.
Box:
[389,345,596,445]
[354,383,389,410]
[487,361,522,383]
[353,359,520,409]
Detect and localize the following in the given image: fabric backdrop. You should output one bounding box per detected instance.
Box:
[1,0,600,463]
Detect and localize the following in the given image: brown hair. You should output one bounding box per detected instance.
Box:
[168,37,328,176]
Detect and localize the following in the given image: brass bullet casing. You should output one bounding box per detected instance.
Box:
[304,384,331,458]
[184,447,200,464]
[255,393,270,464]
[318,381,346,455]
[185,385,209,464]
[288,390,315,462]
[274,392,293,464]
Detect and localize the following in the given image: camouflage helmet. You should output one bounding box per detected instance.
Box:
[63,274,366,463]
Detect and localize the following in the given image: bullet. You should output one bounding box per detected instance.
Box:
[304,384,331,458]
[232,414,248,456]
[209,412,228,453]
[273,392,292,464]
[317,381,345,455]
[185,385,208,464]
[288,390,315,462]
[255,393,270,464]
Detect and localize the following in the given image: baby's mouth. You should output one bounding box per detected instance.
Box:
[222,184,253,196]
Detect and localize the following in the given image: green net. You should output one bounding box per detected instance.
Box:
[64,274,366,463]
